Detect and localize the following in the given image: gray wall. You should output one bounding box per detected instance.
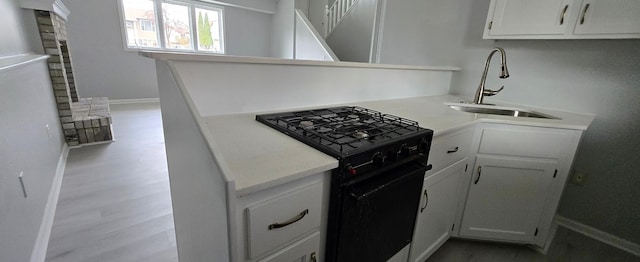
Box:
[378,0,467,66]
[447,0,640,244]
[1,0,66,261]
[62,0,273,100]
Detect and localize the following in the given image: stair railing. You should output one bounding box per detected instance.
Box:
[325,0,359,36]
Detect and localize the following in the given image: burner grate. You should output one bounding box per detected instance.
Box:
[256,106,424,157]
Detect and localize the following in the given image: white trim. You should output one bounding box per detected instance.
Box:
[556,215,640,257]
[108,98,160,105]
[0,54,49,73]
[371,0,386,64]
[52,0,70,20]
[19,0,70,20]
[30,144,69,262]
[140,51,461,71]
[294,9,339,61]
[198,0,276,14]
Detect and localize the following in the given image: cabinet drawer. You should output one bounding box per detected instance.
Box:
[428,130,473,173]
[478,128,569,158]
[258,231,320,262]
[246,182,322,259]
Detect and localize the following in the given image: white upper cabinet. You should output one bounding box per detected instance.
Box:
[486,0,575,36]
[484,0,640,39]
[573,0,640,35]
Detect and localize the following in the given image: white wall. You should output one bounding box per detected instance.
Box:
[294,10,337,61]
[446,0,640,244]
[325,0,378,63]
[62,0,273,100]
[270,0,295,59]
[168,60,453,116]
[1,1,66,261]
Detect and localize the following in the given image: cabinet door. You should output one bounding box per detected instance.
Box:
[459,156,557,243]
[258,231,320,262]
[486,0,575,37]
[573,0,640,35]
[408,159,468,262]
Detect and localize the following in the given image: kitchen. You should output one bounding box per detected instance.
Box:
[1,0,639,261]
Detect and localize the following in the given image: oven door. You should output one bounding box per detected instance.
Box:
[334,162,428,262]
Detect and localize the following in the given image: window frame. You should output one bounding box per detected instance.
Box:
[117,0,225,53]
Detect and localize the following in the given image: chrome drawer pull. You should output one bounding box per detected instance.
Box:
[268,209,309,230]
[447,146,459,154]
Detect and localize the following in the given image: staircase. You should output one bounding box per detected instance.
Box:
[325,0,360,36]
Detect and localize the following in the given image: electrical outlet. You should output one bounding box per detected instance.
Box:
[572,171,587,186]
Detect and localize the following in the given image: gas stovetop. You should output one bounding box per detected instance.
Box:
[256,106,431,159]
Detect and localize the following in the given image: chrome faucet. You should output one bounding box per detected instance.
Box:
[473,47,510,104]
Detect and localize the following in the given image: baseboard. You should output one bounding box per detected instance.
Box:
[556,215,640,257]
[30,144,69,262]
[108,98,160,105]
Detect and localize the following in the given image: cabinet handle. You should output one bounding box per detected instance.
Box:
[446,146,459,154]
[268,209,309,230]
[580,3,590,25]
[420,189,429,213]
[310,252,317,262]
[474,166,482,184]
[560,5,569,25]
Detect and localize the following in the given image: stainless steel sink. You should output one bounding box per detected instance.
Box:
[447,103,560,119]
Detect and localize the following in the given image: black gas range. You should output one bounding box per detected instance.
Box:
[256,106,433,262]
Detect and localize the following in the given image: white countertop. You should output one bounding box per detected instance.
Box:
[201,95,594,196]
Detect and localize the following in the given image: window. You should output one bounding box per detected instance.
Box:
[139,19,156,31]
[119,0,224,53]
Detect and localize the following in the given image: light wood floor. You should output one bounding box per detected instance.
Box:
[429,226,639,262]
[46,103,638,262]
[46,103,178,262]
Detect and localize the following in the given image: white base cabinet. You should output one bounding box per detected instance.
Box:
[459,156,557,243]
[235,174,329,262]
[409,128,473,262]
[484,0,640,39]
[454,123,583,249]
[258,232,320,262]
[409,159,469,262]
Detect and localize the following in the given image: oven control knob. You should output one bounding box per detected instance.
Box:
[346,165,357,175]
[372,152,385,166]
[398,144,410,157]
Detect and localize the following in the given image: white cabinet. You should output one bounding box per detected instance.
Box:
[455,124,583,249]
[459,156,557,243]
[258,232,320,262]
[484,0,640,39]
[409,159,469,262]
[485,0,574,36]
[408,129,473,262]
[573,0,640,35]
[235,174,329,262]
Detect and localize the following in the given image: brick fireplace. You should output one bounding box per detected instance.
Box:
[27,3,113,147]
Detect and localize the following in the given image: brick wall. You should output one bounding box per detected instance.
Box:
[33,10,113,147]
